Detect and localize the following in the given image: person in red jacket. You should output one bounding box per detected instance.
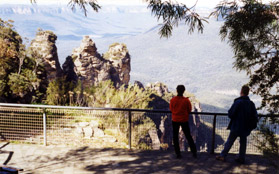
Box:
[170,85,197,159]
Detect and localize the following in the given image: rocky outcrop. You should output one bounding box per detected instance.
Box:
[103,43,131,87]
[64,36,111,86]
[62,56,78,83]
[148,128,161,149]
[134,81,144,89]
[146,82,170,97]
[30,30,63,81]
[74,120,116,142]
[30,33,131,88]
[63,36,131,88]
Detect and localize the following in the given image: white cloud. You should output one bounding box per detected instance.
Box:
[215,89,239,96]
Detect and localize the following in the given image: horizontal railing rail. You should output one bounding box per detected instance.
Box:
[0,103,228,115]
[0,103,277,117]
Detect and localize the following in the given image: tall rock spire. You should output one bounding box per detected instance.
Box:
[30,30,63,81]
[104,43,131,87]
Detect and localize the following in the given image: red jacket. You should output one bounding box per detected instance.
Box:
[170,96,192,122]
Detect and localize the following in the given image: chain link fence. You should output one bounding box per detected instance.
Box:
[0,103,277,154]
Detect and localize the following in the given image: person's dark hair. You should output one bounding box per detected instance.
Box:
[176,85,185,96]
[241,85,250,96]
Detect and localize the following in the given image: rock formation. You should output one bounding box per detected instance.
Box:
[29,33,130,88]
[146,82,170,97]
[30,30,63,81]
[134,80,144,89]
[64,36,111,86]
[63,36,131,88]
[62,56,78,83]
[103,43,131,87]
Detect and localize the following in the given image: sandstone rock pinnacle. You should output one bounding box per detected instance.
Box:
[63,36,131,88]
[104,43,131,87]
[30,30,63,81]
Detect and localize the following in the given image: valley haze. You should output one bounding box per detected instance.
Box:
[0,3,255,112]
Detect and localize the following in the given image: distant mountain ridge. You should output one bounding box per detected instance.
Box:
[0,4,212,15]
[0,4,256,111]
[0,4,158,37]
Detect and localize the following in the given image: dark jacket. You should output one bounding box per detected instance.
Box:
[227,96,257,136]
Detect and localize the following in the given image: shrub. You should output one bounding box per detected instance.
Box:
[255,118,279,169]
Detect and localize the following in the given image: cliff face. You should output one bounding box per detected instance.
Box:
[30,30,63,81]
[63,36,131,88]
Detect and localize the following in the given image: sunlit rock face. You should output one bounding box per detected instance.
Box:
[70,36,110,86]
[30,30,63,81]
[63,36,131,88]
[146,82,170,97]
[104,43,131,87]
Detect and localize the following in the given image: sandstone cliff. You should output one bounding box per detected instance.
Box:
[63,36,131,88]
[30,30,63,81]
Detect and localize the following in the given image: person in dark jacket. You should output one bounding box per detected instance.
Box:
[216,85,257,164]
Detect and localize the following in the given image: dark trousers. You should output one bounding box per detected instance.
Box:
[221,131,247,160]
[172,121,197,155]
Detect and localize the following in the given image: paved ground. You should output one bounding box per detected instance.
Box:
[0,142,277,174]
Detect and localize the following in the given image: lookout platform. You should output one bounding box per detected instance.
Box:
[0,143,276,174]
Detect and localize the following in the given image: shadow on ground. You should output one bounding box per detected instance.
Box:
[19,146,277,174]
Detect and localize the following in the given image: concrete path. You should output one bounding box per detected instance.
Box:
[0,142,276,174]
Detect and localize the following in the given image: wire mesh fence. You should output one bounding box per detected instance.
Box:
[0,103,277,155]
[214,115,261,154]
[0,107,44,144]
[131,111,172,150]
[45,109,129,148]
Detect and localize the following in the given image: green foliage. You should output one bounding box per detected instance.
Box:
[30,0,207,38]
[213,0,279,113]
[133,116,156,149]
[103,43,129,60]
[255,122,279,168]
[31,0,101,16]
[0,18,22,51]
[35,28,57,41]
[8,69,40,98]
[0,26,67,103]
[212,0,279,163]
[83,80,152,109]
[46,78,71,105]
[0,19,21,80]
[63,0,101,16]
[59,80,160,149]
[145,0,207,37]
[0,18,43,102]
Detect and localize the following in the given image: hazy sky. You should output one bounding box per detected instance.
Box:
[1,0,221,8]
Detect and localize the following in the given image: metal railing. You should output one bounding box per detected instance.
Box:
[0,103,277,154]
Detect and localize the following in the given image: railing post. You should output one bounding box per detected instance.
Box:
[128,111,132,150]
[210,114,217,154]
[43,109,47,146]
